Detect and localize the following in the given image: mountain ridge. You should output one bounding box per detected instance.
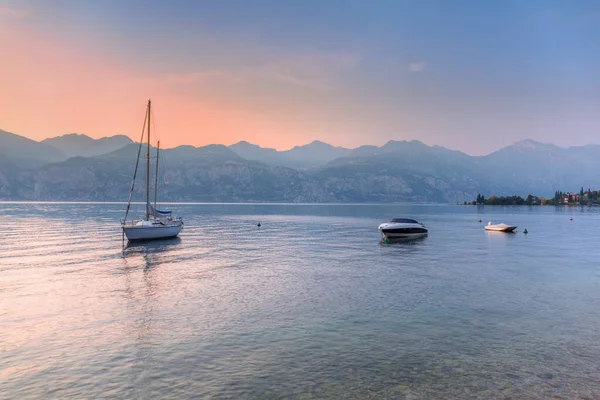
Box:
[1,128,598,203]
[0,129,66,167]
[4,127,590,157]
[229,139,352,169]
[41,133,133,158]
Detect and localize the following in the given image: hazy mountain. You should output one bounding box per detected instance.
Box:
[229,141,281,163]
[348,144,381,157]
[230,140,351,169]
[475,139,600,195]
[0,129,65,167]
[42,133,133,158]
[311,140,488,203]
[0,154,21,198]
[301,138,600,202]
[2,134,600,202]
[282,140,352,169]
[11,143,316,202]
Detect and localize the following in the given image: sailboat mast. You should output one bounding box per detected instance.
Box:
[154,140,160,209]
[146,99,151,220]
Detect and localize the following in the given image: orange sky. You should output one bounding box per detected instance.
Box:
[3,2,600,155]
[0,21,345,150]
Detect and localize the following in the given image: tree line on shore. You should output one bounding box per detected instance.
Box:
[466,188,600,206]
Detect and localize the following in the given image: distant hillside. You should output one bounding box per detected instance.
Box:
[11,143,314,202]
[282,140,352,169]
[0,154,20,198]
[2,132,600,203]
[311,140,488,203]
[230,140,352,169]
[473,139,600,196]
[42,133,133,158]
[0,129,65,167]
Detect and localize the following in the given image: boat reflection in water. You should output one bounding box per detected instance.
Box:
[122,237,182,267]
[119,236,183,366]
[380,235,428,245]
[123,236,182,253]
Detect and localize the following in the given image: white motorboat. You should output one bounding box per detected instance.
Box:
[484,222,516,232]
[378,218,428,239]
[121,100,183,242]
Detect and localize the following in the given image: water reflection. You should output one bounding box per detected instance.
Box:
[380,236,428,246]
[484,230,519,243]
[484,230,517,236]
[123,237,182,256]
[120,238,183,380]
[4,203,600,399]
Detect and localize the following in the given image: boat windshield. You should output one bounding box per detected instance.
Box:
[390,218,419,224]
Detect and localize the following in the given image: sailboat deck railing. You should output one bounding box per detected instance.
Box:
[121,217,182,228]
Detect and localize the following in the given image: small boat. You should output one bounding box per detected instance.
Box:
[378,218,428,240]
[484,222,516,232]
[121,100,183,242]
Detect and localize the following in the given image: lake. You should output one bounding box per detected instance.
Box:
[1,203,600,399]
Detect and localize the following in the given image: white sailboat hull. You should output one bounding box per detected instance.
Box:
[123,223,183,241]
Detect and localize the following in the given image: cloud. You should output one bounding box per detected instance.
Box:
[261,52,358,91]
[166,52,358,92]
[409,61,427,73]
[0,7,28,19]
[165,70,234,85]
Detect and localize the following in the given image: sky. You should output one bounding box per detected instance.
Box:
[1,0,600,155]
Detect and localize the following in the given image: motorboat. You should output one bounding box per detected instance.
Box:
[484,222,516,232]
[121,100,183,243]
[378,218,428,239]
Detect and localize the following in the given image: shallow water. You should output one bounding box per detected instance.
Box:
[2,203,600,399]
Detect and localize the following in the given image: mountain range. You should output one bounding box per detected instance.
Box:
[41,133,133,158]
[1,129,598,203]
[229,140,351,169]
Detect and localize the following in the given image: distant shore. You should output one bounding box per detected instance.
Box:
[2,200,598,207]
[464,191,600,206]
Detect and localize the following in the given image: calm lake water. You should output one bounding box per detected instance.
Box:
[2,203,600,399]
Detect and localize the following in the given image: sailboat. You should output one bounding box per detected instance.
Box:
[121,100,183,242]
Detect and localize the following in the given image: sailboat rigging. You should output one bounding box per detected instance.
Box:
[154,140,160,209]
[121,100,183,242]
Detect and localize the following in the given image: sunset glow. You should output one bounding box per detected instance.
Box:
[0,21,319,150]
[1,0,600,154]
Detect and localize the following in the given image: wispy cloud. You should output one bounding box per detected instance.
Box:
[263,52,358,91]
[0,7,28,19]
[409,61,427,73]
[165,70,234,85]
[165,52,358,92]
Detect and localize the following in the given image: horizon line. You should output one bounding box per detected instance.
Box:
[3,127,599,157]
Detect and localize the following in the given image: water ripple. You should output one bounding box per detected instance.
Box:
[2,203,600,399]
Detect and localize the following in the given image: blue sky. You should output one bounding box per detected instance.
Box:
[2,0,600,154]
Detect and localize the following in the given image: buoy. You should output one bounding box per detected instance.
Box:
[523,229,528,234]
[478,219,482,223]
[570,218,573,221]
[257,222,261,227]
